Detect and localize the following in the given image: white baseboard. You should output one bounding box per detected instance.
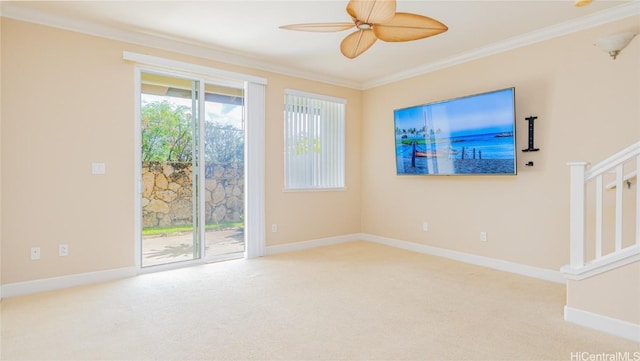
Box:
[565,306,640,342]
[1,267,137,298]
[266,233,360,255]
[359,233,566,284]
[0,233,565,298]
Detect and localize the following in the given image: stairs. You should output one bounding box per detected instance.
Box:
[562,141,640,342]
[563,141,640,278]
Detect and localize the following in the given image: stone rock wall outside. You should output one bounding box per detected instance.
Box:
[142,161,244,229]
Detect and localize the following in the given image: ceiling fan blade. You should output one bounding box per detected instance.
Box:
[374,12,448,42]
[340,29,377,59]
[280,22,355,32]
[346,0,395,24]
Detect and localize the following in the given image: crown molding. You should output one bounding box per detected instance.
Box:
[2,2,638,91]
[0,3,362,90]
[362,1,640,89]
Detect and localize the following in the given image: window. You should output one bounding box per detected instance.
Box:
[284,90,346,190]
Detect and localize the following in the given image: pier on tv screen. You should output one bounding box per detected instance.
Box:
[394,87,517,176]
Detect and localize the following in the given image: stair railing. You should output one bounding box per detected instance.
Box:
[565,141,639,275]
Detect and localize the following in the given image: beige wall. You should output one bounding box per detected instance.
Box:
[264,75,362,246]
[361,16,640,271]
[0,18,361,284]
[567,261,640,324]
[1,19,137,284]
[0,14,638,287]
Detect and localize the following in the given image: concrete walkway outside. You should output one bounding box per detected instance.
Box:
[142,228,244,267]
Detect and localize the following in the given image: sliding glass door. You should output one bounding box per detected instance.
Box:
[139,71,245,267]
[202,83,245,259]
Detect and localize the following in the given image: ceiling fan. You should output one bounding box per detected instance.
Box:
[574,0,592,6]
[280,0,448,59]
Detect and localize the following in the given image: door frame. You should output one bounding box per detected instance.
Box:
[127,52,266,273]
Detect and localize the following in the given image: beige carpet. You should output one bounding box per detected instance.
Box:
[1,241,638,360]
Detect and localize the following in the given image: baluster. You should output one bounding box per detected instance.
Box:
[615,164,623,251]
[595,175,603,259]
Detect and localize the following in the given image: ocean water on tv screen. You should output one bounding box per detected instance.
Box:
[395,132,515,175]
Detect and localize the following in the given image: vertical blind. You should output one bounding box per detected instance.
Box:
[284,90,346,190]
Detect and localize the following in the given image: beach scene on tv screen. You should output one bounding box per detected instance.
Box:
[395,88,516,175]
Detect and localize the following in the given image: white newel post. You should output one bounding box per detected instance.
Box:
[568,162,589,269]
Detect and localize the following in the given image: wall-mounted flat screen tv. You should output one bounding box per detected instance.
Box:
[394,87,516,176]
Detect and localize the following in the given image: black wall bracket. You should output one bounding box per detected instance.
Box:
[522,116,540,152]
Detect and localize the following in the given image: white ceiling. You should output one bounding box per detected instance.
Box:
[2,1,638,88]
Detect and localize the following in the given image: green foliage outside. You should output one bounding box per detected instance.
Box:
[141,100,244,163]
[295,137,321,155]
[142,101,193,162]
[204,121,244,164]
[142,221,244,236]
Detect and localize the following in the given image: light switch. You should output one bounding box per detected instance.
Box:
[92,162,106,175]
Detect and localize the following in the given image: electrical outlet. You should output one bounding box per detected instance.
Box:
[422,222,429,232]
[271,224,278,232]
[480,232,487,242]
[59,244,69,257]
[31,247,41,260]
[91,162,106,174]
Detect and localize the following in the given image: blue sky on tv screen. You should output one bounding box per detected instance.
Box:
[394,88,515,138]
